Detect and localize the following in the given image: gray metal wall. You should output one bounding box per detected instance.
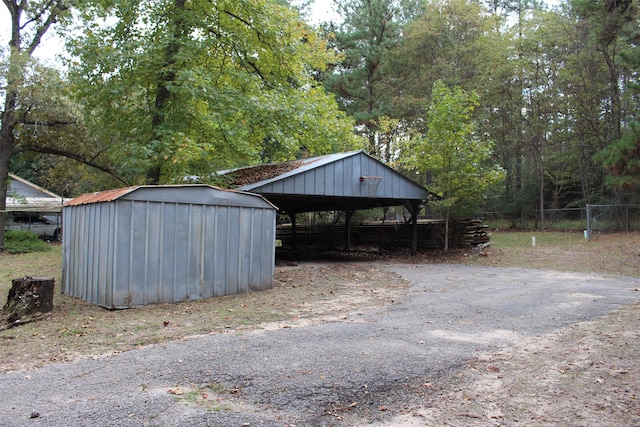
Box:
[62,189,276,308]
[247,151,428,200]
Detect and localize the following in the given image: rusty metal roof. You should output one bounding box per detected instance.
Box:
[64,184,278,210]
[64,186,140,207]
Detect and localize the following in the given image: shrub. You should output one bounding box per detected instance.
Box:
[4,230,51,254]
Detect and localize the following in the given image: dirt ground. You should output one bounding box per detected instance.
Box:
[375,232,640,426]
[375,300,640,426]
[1,231,640,426]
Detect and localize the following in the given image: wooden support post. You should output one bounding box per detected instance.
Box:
[289,212,297,249]
[410,201,419,254]
[345,210,355,251]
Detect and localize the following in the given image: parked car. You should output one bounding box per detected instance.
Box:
[5,215,62,240]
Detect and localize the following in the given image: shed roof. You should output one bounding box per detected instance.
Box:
[225,150,429,213]
[65,184,277,210]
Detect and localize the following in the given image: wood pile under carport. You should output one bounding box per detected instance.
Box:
[277,219,489,251]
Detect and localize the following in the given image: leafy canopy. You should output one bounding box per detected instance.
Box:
[594,123,640,203]
[68,0,362,185]
[407,80,504,219]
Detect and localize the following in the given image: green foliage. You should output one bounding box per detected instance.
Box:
[68,0,361,185]
[594,123,640,203]
[1,1,77,251]
[404,80,504,249]
[321,0,420,158]
[409,81,504,216]
[3,0,639,234]
[3,230,51,254]
[6,65,127,195]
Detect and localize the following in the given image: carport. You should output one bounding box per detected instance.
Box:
[226,151,430,253]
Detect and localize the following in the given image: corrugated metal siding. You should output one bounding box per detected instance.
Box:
[62,187,275,309]
[244,151,428,200]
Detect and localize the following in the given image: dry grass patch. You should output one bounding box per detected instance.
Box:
[0,252,405,373]
[1,231,639,373]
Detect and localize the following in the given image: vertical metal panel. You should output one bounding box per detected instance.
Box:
[326,162,335,196]
[200,205,217,299]
[61,207,72,296]
[283,176,295,193]
[131,201,148,305]
[333,160,344,196]
[62,187,276,309]
[349,155,359,196]
[337,158,347,196]
[213,205,229,297]
[171,203,190,302]
[88,203,100,303]
[271,179,283,194]
[255,207,275,290]
[99,204,109,305]
[304,171,314,195]
[113,200,132,306]
[226,206,241,295]
[351,155,359,195]
[314,166,325,196]
[237,207,252,294]
[188,203,203,300]
[144,201,162,305]
[293,174,305,194]
[160,202,177,303]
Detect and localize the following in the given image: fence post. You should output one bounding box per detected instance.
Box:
[626,207,629,233]
[586,204,591,241]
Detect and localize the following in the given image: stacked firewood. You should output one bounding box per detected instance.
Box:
[276,219,490,251]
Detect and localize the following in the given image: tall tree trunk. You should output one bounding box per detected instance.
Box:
[147,0,187,185]
[0,110,15,250]
[602,49,622,145]
[444,208,450,252]
[0,1,70,250]
[538,157,545,229]
[0,50,21,251]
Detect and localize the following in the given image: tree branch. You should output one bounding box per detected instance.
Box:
[27,1,68,56]
[223,10,262,41]
[22,119,77,126]
[17,145,130,185]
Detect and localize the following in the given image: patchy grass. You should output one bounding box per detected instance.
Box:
[1,231,639,373]
[0,249,401,373]
[462,230,640,278]
[0,243,60,285]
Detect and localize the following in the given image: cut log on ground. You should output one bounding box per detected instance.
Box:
[1,277,55,330]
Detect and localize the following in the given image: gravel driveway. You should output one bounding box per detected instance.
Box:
[2,264,639,426]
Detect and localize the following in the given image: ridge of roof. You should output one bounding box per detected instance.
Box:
[232,151,364,190]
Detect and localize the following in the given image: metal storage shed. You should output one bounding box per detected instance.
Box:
[62,185,277,309]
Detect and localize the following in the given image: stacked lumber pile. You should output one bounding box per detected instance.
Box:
[451,219,491,248]
[276,219,489,251]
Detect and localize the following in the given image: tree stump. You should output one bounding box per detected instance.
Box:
[1,277,55,330]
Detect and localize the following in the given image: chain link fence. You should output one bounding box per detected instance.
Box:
[475,208,587,230]
[475,205,640,237]
[586,205,640,239]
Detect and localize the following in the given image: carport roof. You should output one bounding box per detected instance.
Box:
[225,150,429,213]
